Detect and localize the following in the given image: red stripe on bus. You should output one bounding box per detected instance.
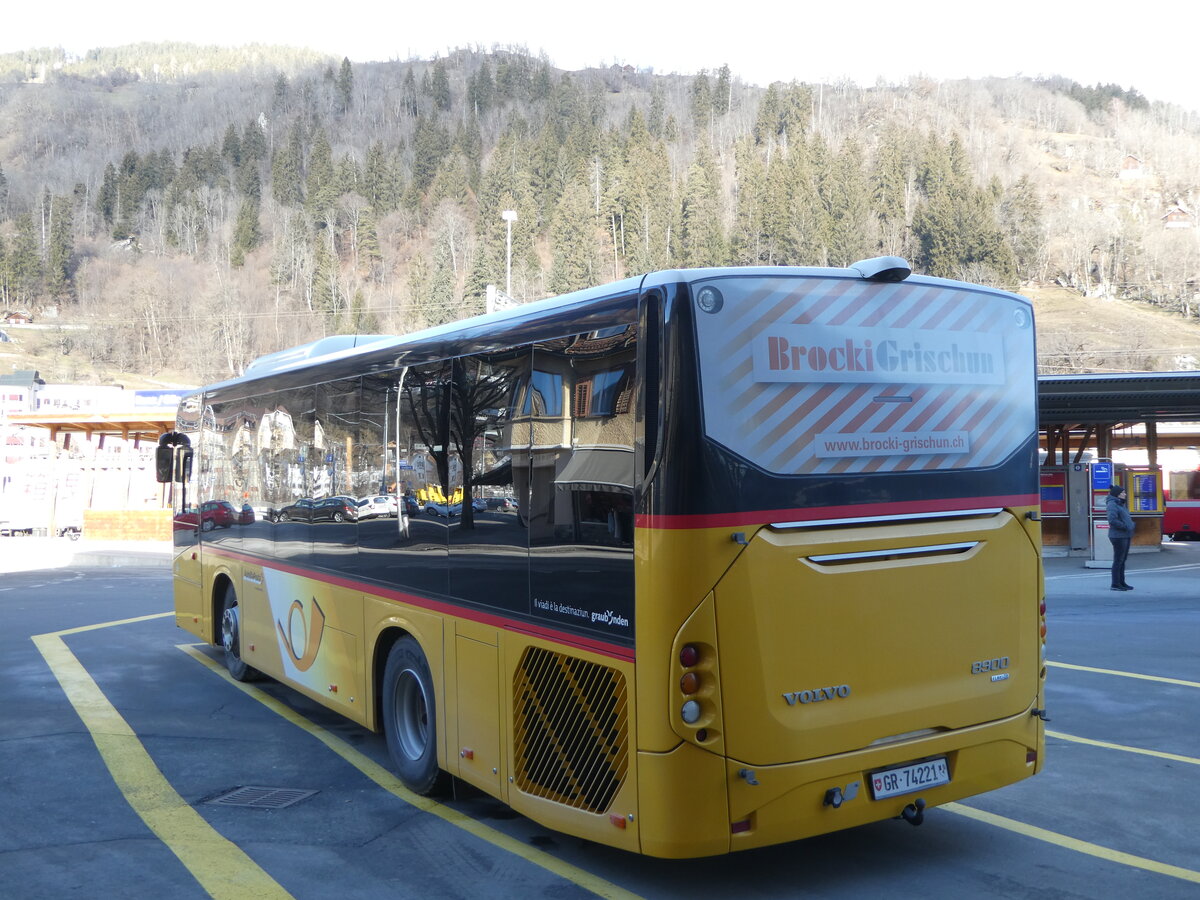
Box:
[635,494,1039,530]
[200,547,635,662]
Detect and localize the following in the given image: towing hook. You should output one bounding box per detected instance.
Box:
[1032,707,1051,721]
[823,787,844,808]
[737,768,760,786]
[900,798,926,827]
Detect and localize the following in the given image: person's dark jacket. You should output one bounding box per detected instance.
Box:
[1106,493,1135,539]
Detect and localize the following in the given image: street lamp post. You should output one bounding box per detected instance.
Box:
[501,210,518,298]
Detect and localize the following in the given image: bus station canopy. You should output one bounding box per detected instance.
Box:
[4,409,176,444]
[1038,372,1200,451]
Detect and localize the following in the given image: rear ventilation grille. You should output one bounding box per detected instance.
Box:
[513,646,629,814]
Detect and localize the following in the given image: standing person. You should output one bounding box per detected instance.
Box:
[1106,484,1135,591]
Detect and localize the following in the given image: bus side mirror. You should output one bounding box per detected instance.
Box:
[156,446,174,483]
[155,446,193,483]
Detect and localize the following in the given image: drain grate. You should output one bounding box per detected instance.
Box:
[207,786,318,809]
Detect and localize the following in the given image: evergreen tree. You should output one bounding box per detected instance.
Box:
[690,71,713,132]
[97,162,118,226]
[455,116,484,189]
[824,137,871,266]
[715,64,732,116]
[9,213,41,303]
[272,73,290,112]
[425,239,457,324]
[271,123,306,207]
[428,153,473,208]
[911,135,1016,282]
[46,194,74,296]
[231,173,262,267]
[355,204,383,279]
[430,60,452,111]
[999,175,1045,282]
[679,142,726,267]
[221,123,242,168]
[731,137,768,264]
[410,115,451,197]
[778,83,812,144]
[336,58,354,114]
[549,176,596,294]
[0,164,8,217]
[335,155,362,197]
[311,227,342,328]
[467,61,494,116]
[363,142,399,211]
[754,84,782,147]
[775,136,829,265]
[648,88,665,138]
[241,117,267,166]
[872,124,916,256]
[305,127,338,221]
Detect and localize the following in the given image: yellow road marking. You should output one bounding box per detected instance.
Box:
[1047,730,1200,766]
[1047,661,1200,689]
[943,803,1200,884]
[180,645,642,900]
[33,626,292,900]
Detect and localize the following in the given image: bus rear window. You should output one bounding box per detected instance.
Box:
[692,274,1036,476]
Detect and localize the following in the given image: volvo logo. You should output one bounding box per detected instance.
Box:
[783,685,851,705]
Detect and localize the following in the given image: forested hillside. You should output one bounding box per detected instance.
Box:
[1,44,1198,385]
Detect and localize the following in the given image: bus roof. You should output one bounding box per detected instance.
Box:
[192,262,1029,404]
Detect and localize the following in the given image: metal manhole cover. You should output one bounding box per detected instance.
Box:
[207,786,318,809]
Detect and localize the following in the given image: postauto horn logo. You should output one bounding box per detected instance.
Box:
[752,325,1005,386]
[276,596,326,672]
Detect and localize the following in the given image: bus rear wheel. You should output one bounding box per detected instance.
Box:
[382,636,447,795]
[220,584,259,682]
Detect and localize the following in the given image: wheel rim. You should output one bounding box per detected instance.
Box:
[393,668,430,761]
[221,605,239,656]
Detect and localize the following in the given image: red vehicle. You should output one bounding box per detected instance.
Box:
[1163,469,1200,540]
[200,500,239,531]
[174,500,238,532]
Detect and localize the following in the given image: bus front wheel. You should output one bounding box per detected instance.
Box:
[220,584,259,682]
[382,636,447,795]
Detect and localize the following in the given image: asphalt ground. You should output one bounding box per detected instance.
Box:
[1,540,1197,898]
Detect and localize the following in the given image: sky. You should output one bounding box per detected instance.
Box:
[5,1,1197,114]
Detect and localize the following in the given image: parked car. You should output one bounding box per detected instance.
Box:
[357,497,383,519]
[199,500,238,531]
[425,501,461,517]
[314,497,359,522]
[277,498,315,521]
[402,495,420,517]
[471,497,488,512]
[359,495,398,519]
[238,503,255,525]
[484,497,515,510]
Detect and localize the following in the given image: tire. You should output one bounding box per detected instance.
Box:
[381,636,447,795]
[201,518,215,532]
[333,511,345,522]
[220,584,259,682]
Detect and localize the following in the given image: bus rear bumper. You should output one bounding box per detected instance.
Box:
[725,707,1043,852]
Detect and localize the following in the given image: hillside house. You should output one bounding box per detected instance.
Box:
[1163,205,1195,229]
[1118,155,1146,179]
[3,311,33,325]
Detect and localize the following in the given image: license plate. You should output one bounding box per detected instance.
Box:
[870,758,950,800]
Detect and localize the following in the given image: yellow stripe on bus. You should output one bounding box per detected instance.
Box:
[943,803,1200,884]
[1047,661,1200,689]
[33,627,292,900]
[180,645,643,900]
[1047,731,1200,766]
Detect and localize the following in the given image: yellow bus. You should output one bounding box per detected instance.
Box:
[162,256,1045,857]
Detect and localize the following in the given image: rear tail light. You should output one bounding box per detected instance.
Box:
[679,644,699,667]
